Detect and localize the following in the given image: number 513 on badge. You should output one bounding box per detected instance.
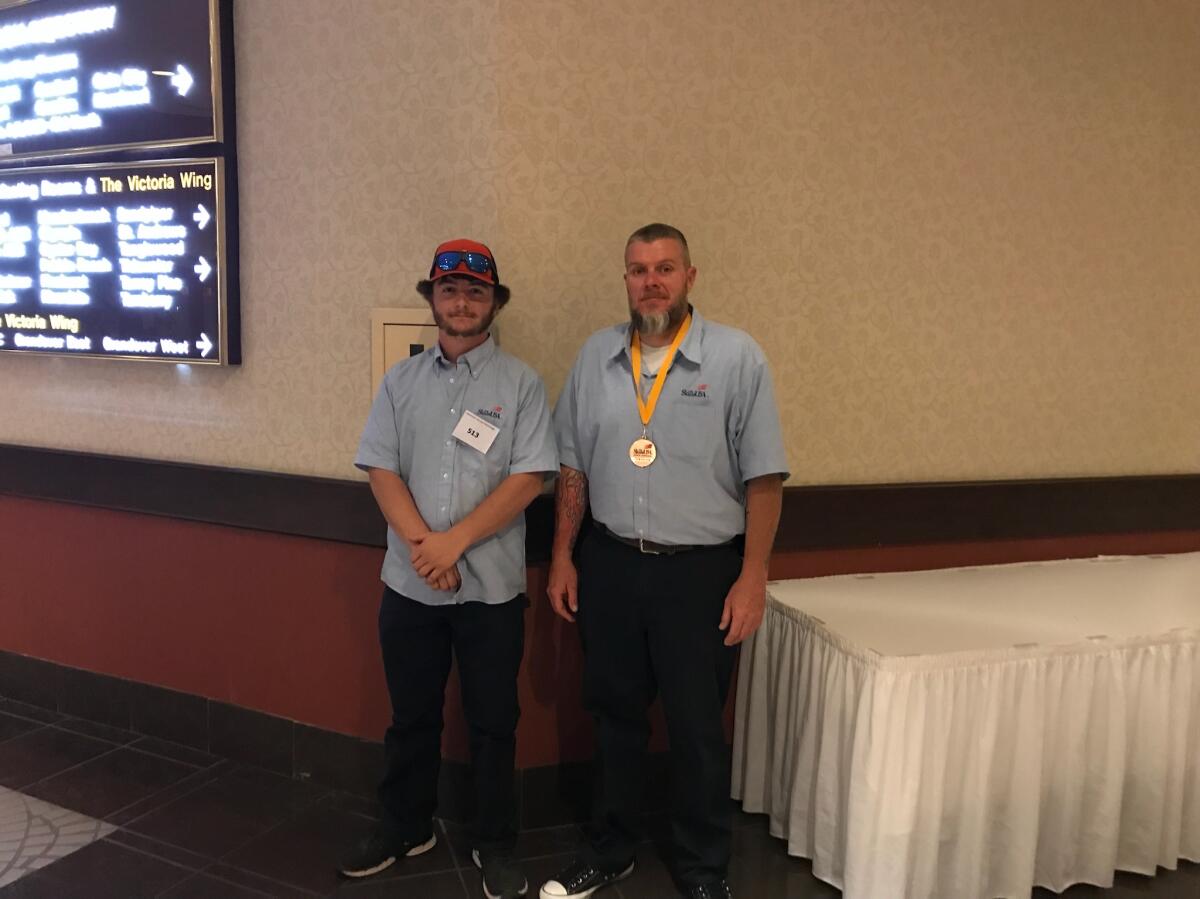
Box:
[452,410,499,454]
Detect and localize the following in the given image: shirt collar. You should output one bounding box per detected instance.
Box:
[609,306,705,366]
[432,333,497,379]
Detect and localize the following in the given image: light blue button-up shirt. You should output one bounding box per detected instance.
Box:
[554,309,789,546]
[356,336,557,605]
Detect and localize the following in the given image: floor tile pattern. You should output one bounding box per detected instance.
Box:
[0,786,115,888]
[0,699,1198,897]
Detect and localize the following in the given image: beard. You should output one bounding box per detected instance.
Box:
[433,303,497,338]
[630,293,689,340]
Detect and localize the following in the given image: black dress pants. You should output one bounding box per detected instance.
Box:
[376,587,525,852]
[577,529,741,886]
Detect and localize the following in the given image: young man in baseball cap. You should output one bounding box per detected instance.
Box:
[342,239,557,899]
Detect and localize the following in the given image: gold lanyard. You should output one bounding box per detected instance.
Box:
[629,313,691,429]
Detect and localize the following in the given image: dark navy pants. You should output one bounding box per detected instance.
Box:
[376,587,526,852]
[576,529,741,886]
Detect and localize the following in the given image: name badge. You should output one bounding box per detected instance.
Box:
[452,410,499,454]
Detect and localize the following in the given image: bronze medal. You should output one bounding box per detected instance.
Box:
[629,437,657,468]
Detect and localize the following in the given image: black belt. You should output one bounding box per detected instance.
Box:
[593,521,736,556]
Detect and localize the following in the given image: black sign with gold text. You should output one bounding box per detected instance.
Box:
[0,157,237,363]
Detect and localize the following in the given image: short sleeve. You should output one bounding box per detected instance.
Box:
[354,376,402,474]
[731,343,790,483]
[552,354,583,472]
[507,369,559,477]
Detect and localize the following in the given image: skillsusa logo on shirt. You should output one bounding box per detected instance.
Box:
[476,405,504,421]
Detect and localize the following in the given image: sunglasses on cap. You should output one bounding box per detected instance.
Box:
[431,251,499,282]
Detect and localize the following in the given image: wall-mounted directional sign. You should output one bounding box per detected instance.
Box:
[0,0,226,162]
[0,157,239,364]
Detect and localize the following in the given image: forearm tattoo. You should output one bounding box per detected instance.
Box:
[555,467,589,552]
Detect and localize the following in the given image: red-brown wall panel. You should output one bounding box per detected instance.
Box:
[0,494,599,767]
[4,494,1199,768]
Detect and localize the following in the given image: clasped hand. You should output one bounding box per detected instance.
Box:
[410,529,468,593]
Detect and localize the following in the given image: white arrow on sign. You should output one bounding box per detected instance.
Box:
[152,65,195,96]
[197,333,213,357]
[194,256,211,282]
[192,204,210,230]
[171,64,193,96]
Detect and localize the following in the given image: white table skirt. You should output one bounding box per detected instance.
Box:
[732,555,1200,899]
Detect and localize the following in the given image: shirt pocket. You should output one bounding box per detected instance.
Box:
[456,420,511,487]
[663,395,724,465]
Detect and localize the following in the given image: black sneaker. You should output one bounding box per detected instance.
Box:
[538,856,634,899]
[471,848,528,899]
[337,827,437,878]
[681,880,733,899]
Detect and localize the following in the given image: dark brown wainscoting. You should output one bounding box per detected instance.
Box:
[777,475,1200,548]
[2,444,1200,554]
[4,443,1200,555]
[0,443,387,548]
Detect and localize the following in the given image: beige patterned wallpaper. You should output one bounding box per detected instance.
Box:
[1,0,1197,484]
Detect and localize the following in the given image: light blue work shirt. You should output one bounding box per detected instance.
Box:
[356,335,557,605]
[554,308,789,546]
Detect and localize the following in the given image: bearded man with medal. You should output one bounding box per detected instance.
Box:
[543,224,789,899]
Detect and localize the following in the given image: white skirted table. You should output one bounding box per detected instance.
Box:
[732,553,1200,899]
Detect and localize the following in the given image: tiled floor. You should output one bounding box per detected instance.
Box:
[0,697,1197,898]
[0,786,114,887]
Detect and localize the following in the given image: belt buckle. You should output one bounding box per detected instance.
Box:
[638,537,663,555]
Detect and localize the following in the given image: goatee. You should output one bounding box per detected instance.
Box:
[631,297,688,340]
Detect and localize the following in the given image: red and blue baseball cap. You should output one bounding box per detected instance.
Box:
[428,238,500,286]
